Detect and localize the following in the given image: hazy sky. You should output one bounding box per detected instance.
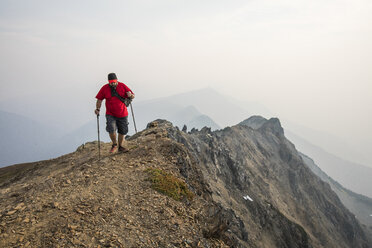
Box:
[0,0,371,146]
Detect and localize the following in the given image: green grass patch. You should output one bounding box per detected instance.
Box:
[146,168,194,201]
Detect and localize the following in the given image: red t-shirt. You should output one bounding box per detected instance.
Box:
[96,82,134,118]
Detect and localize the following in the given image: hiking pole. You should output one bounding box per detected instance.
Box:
[129,102,138,134]
[96,113,101,160]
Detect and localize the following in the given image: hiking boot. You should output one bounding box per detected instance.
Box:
[118,146,129,153]
[110,144,118,153]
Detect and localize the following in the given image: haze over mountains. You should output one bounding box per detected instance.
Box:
[1,88,268,166]
[284,120,372,167]
[0,111,60,166]
[1,88,371,200]
[136,88,272,128]
[286,130,372,198]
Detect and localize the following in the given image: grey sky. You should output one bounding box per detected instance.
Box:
[0,0,371,150]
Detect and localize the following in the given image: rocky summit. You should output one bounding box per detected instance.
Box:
[0,118,371,248]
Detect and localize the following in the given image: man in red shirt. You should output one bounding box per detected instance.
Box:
[95,73,135,153]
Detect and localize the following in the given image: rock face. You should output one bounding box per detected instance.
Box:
[300,152,372,239]
[0,118,371,247]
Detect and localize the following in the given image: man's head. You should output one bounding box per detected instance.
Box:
[108,73,118,86]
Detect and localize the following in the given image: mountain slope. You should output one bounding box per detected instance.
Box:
[0,118,370,247]
[285,130,372,198]
[191,118,370,247]
[242,116,372,237]
[300,153,372,234]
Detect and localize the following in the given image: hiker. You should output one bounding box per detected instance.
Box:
[95,73,135,153]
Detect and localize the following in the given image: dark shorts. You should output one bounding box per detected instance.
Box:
[106,115,129,135]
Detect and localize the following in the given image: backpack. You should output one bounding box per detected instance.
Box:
[110,84,132,107]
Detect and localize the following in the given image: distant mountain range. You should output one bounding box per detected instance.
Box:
[285,130,372,198]
[283,120,372,167]
[0,111,60,166]
[1,88,371,202]
[133,87,273,130]
[133,102,220,132]
[0,99,221,167]
[300,153,372,234]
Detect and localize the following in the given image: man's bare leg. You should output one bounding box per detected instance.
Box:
[109,132,117,145]
[118,134,124,147]
[109,132,118,152]
[118,134,129,152]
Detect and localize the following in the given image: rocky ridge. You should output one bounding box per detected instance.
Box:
[242,116,372,242]
[0,122,230,247]
[0,118,371,247]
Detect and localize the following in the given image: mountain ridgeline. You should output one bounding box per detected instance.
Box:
[175,117,370,247]
[0,117,370,247]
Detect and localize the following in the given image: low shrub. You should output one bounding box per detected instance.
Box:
[146,168,193,201]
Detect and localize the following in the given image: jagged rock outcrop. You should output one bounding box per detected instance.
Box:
[0,117,370,247]
[239,115,267,130]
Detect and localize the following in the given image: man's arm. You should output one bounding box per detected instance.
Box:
[127,91,135,99]
[95,99,102,115]
[122,83,135,99]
